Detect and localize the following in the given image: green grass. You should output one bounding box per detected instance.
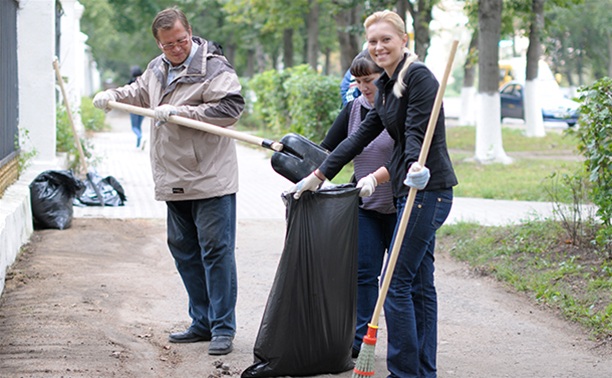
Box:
[438,221,612,340]
[451,155,580,201]
[446,125,579,152]
[446,126,583,201]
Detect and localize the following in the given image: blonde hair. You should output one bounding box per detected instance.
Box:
[364,10,418,98]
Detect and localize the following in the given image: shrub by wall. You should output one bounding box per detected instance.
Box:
[575,77,612,248]
[246,65,341,143]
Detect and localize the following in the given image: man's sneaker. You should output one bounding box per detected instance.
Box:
[208,335,233,355]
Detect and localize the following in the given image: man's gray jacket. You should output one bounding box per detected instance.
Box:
[109,37,245,201]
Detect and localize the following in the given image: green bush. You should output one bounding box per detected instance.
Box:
[574,77,612,249]
[56,105,75,154]
[56,104,96,171]
[245,66,341,142]
[248,69,291,136]
[284,65,341,143]
[80,96,109,132]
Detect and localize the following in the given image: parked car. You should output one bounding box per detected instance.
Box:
[500,81,579,127]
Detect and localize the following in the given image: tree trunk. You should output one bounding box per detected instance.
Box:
[245,49,255,77]
[524,0,546,137]
[407,0,435,61]
[306,0,319,71]
[225,43,236,69]
[283,28,294,69]
[475,0,511,164]
[324,47,331,75]
[334,6,362,72]
[608,32,612,77]
[396,0,407,26]
[459,30,478,126]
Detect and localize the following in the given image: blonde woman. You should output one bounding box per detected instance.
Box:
[289,10,457,377]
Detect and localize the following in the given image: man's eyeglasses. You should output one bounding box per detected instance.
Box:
[158,36,190,51]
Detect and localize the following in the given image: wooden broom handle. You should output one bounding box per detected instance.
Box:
[53,57,88,175]
[107,101,283,152]
[370,40,459,326]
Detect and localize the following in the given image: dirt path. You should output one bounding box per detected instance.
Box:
[1,218,611,377]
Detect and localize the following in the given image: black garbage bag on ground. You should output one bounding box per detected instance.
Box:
[29,170,85,230]
[74,172,126,207]
[242,185,360,377]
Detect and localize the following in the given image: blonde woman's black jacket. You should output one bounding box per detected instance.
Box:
[319,54,458,198]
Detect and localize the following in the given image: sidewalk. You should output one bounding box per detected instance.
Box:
[74,110,557,225]
[3,110,610,378]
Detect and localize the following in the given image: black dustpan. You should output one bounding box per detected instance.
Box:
[270,133,328,183]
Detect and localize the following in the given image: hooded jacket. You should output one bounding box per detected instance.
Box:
[109,37,245,201]
[319,53,458,198]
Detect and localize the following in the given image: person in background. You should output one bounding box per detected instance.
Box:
[128,66,145,149]
[288,10,457,378]
[320,50,396,359]
[92,6,245,356]
[339,68,361,106]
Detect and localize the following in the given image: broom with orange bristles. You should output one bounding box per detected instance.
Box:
[352,39,459,378]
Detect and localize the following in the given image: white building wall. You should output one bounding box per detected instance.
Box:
[2,0,89,298]
[2,0,57,297]
[17,0,57,164]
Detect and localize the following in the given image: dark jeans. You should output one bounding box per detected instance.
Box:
[166,195,237,338]
[385,189,453,378]
[353,207,396,352]
[130,113,144,146]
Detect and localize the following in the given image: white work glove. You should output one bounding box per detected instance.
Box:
[403,162,430,190]
[92,91,115,111]
[154,104,178,123]
[286,171,324,200]
[356,173,377,197]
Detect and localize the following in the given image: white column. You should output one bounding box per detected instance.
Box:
[58,0,85,130]
[17,0,57,165]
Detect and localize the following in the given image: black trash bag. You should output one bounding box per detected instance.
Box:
[29,170,85,230]
[242,185,360,377]
[75,172,126,207]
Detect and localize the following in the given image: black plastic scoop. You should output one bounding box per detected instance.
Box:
[108,101,327,183]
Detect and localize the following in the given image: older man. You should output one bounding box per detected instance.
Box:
[93,6,244,356]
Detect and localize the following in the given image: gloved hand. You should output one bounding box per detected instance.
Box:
[92,91,115,111]
[403,163,430,190]
[286,171,324,200]
[154,104,178,122]
[356,173,377,197]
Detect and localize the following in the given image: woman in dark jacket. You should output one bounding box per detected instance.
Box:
[288,10,457,378]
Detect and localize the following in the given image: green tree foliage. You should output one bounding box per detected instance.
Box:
[80,0,159,85]
[546,0,612,85]
[574,77,612,249]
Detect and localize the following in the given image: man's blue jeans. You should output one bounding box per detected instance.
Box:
[385,189,453,378]
[166,195,237,338]
[354,208,396,352]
